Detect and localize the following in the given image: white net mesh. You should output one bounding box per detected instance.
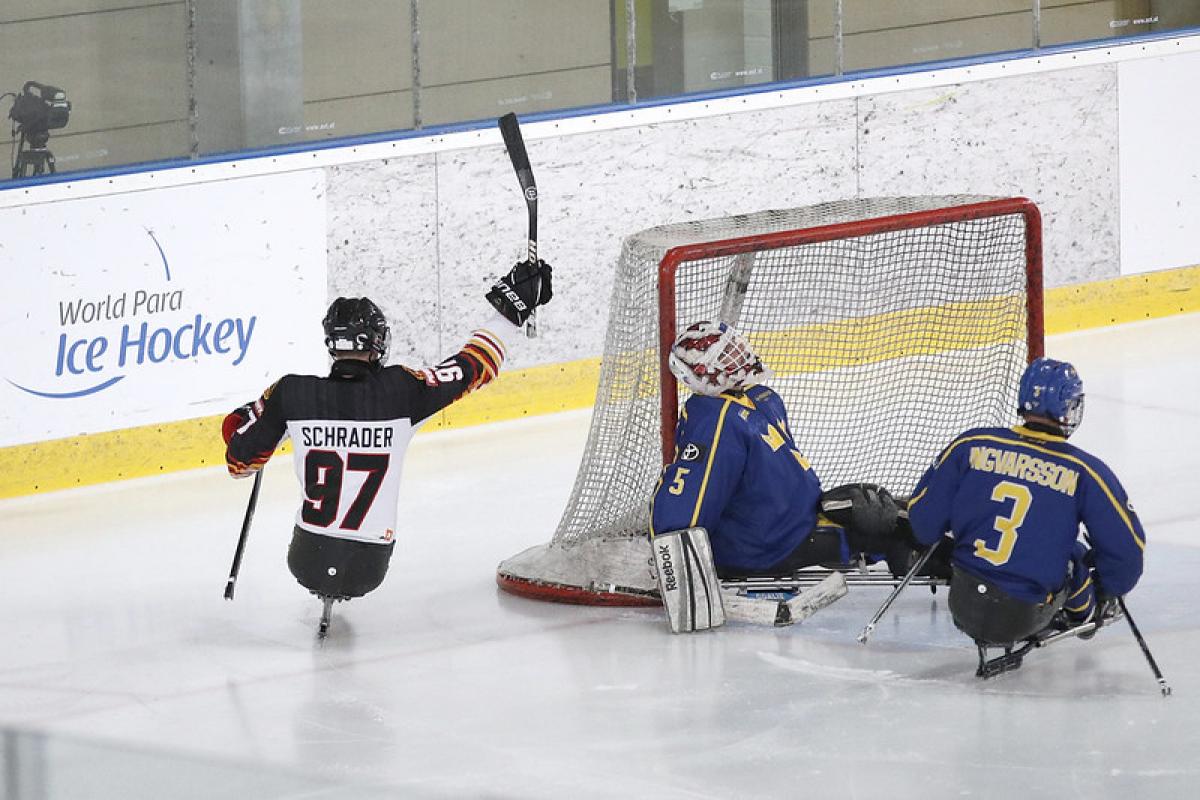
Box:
[499,196,1038,601]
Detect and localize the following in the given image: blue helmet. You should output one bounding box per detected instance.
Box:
[1018,357,1084,436]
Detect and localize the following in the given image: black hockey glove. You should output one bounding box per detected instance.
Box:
[1094,594,1120,627]
[920,536,955,581]
[486,259,553,326]
[820,483,900,553]
[1074,579,1122,640]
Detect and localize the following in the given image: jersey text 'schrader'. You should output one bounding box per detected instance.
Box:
[298,425,395,449]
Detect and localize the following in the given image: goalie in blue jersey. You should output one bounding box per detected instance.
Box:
[649,322,912,599]
[907,357,1145,647]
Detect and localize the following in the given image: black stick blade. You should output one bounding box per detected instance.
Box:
[498,112,537,200]
[497,111,541,337]
[498,113,531,174]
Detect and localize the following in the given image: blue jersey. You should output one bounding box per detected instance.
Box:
[908,424,1145,603]
[650,385,822,572]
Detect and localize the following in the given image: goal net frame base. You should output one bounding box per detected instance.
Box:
[497,196,1042,607]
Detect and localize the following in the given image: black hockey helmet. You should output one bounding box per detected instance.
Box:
[322,297,390,362]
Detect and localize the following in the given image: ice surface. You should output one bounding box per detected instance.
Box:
[2,315,1199,799]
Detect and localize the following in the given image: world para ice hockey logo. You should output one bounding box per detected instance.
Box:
[5,228,257,399]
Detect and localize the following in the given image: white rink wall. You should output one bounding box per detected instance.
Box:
[324,38,1194,369]
[325,69,1118,367]
[0,35,1198,450]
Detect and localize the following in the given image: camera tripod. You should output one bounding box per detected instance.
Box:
[12,129,56,178]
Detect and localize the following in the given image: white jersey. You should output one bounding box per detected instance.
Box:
[286,418,415,544]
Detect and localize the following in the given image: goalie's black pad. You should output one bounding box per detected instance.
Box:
[819,482,901,554]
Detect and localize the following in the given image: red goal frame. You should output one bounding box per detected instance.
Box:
[656,197,1044,466]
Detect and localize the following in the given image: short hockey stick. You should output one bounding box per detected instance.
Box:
[857,543,940,644]
[1118,597,1171,696]
[1080,532,1170,695]
[223,469,263,600]
[497,111,540,338]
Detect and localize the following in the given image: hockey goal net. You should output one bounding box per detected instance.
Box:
[498,196,1043,605]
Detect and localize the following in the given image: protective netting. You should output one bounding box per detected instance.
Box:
[498,196,1039,601]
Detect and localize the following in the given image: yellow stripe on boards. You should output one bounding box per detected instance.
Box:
[422,357,601,431]
[744,295,1027,375]
[4,263,1199,499]
[597,296,1027,405]
[1044,264,1200,334]
[0,416,280,498]
[0,357,602,499]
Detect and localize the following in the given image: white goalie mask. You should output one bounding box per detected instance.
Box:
[668,321,773,397]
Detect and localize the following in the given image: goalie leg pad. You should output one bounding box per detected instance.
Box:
[653,528,726,633]
[780,571,849,624]
[720,571,849,627]
[721,590,788,626]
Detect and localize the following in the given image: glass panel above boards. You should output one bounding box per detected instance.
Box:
[617,0,836,102]
[0,0,1197,184]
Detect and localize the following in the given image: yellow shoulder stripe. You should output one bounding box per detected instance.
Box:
[908,486,930,509]
[649,471,666,539]
[689,398,733,528]
[1068,575,1093,600]
[1011,424,1067,443]
[722,392,757,410]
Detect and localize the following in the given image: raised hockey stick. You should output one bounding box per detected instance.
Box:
[857,544,940,644]
[223,469,263,601]
[498,111,540,338]
[1118,597,1172,696]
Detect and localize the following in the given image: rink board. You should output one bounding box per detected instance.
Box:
[2,265,1199,497]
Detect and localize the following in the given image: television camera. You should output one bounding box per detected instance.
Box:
[7,81,71,179]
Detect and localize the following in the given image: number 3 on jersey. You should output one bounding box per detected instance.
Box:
[302,451,391,530]
[973,480,1032,566]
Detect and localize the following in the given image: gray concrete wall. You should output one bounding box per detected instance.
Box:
[325,64,1118,371]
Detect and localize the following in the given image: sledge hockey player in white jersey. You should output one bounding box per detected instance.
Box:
[906,357,1145,672]
[222,259,552,632]
[648,321,911,633]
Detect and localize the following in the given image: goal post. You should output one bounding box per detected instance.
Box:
[498,196,1043,606]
